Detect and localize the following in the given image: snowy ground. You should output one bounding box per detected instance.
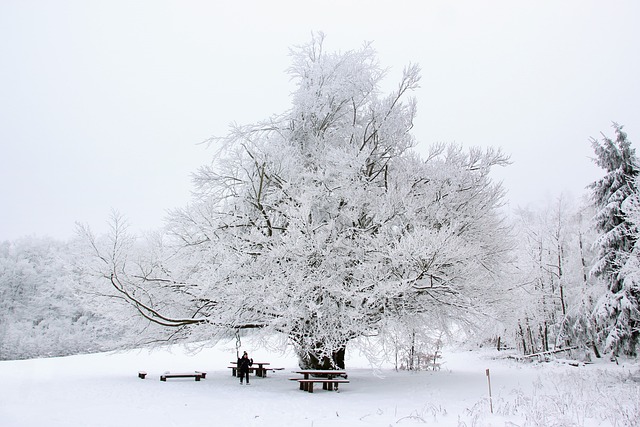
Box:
[1,338,639,427]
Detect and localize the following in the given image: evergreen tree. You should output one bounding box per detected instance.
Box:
[589,123,640,356]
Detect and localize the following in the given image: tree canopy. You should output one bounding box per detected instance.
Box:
[81,35,512,368]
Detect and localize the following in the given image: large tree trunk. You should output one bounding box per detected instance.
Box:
[297,344,346,370]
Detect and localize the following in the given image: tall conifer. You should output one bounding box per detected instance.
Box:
[589,124,640,355]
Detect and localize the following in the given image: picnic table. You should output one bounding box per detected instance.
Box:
[290,369,349,393]
[229,361,271,377]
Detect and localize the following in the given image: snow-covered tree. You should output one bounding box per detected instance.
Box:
[505,197,601,356]
[590,124,640,356]
[0,237,125,360]
[82,34,512,368]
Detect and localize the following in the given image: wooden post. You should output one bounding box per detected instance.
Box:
[485,368,493,414]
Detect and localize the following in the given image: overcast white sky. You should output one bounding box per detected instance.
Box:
[1,0,639,241]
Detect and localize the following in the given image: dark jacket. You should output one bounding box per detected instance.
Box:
[237,355,253,373]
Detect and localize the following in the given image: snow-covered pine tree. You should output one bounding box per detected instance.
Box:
[80,34,512,369]
[590,123,640,356]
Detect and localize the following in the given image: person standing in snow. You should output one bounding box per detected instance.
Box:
[237,351,253,385]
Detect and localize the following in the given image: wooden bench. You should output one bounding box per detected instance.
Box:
[160,371,207,381]
[292,378,350,393]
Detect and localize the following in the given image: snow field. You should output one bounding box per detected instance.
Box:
[0,340,638,427]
